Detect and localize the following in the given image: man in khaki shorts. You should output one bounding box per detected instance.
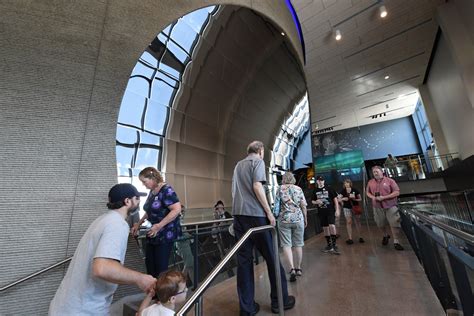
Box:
[366,166,404,250]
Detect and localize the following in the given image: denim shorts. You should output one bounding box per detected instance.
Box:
[278,220,305,247]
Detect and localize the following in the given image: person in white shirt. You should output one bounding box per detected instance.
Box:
[49,183,156,316]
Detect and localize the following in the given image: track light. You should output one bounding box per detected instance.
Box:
[335,29,342,41]
[379,5,387,18]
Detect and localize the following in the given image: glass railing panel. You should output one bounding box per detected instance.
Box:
[399,207,473,316]
[399,191,474,234]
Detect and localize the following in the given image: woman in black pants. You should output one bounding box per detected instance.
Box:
[131,167,182,277]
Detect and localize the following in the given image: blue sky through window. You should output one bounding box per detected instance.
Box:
[116,5,218,184]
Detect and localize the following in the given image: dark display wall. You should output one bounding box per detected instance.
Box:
[312,116,422,160]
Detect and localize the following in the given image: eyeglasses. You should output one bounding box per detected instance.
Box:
[176,287,188,295]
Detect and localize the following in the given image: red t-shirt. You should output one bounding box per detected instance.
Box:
[366,176,399,208]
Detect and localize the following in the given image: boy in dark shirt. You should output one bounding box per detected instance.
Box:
[312,176,341,254]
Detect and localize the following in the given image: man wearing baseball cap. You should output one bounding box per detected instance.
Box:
[49,183,155,316]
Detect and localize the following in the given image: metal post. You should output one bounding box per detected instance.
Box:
[176,226,282,316]
[462,191,474,224]
[195,296,203,316]
[193,230,199,291]
[272,229,284,316]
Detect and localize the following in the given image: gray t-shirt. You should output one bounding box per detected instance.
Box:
[232,153,267,217]
[49,211,129,316]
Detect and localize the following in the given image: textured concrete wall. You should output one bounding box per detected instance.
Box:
[0,0,303,314]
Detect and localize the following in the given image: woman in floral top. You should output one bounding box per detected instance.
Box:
[131,167,182,277]
[275,172,307,282]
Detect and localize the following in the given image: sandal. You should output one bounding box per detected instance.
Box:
[295,268,302,276]
[289,268,297,282]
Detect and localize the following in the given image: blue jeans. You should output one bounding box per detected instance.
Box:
[233,215,289,314]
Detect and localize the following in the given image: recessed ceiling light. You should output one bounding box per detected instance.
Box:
[384,75,390,80]
[379,5,388,18]
[335,29,342,41]
[281,32,285,36]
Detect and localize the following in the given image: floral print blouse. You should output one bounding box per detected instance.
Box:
[143,184,182,244]
[275,184,307,224]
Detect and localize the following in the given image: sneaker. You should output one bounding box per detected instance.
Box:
[359,237,365,243]
[289,269,297,282]
[394,243,404,251]
[271,295,296,313]
[330,246,341,255]
[346,239,354,245]
[322,244,332,253]
[295,268,302,276]
[382,235,390,246]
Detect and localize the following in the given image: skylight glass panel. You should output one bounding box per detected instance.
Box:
[140,131,162,146]
[150,79,174,105]
[116,126,138,144]
[135,147,160,170]
[167,39,192,63]
[170,21,198,52]
[125,77,150,97]
[131,62,155,79]
[143,101,169,135]
[140,51,158,68]
[118,90,146,127]
[182,8,211,33]
[159,62,181,81]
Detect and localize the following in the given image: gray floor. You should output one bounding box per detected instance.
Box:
[196,225,445,316]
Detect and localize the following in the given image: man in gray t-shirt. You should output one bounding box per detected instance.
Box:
[49,184,155,316]
[231,140,295,315]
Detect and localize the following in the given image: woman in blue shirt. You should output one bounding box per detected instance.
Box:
[132,167,182,277]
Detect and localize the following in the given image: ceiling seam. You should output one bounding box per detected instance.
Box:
[356,74,420,97]
[351,51,425,80]
[343,18,433,59]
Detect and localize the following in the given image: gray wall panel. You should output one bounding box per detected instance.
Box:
[0,1,304,314]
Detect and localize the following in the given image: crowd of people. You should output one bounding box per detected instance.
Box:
[48,141,405,316]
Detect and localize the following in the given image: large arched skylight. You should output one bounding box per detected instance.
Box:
[269,93,310,197]
[116,6,219,184]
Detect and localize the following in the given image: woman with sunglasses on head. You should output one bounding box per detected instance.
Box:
[339,179,364,245]
[131,167,182,278]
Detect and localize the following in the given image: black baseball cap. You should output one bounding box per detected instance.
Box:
[316,176,325,181]
[108,183,147,204]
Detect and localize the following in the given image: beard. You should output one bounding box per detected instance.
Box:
[127,204,139,215]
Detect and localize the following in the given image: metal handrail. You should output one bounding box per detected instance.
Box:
[182,218,233,227]
[0,257,72,292]
[402,208,474,246]
[2,217,236,292]
[176,225,284,316]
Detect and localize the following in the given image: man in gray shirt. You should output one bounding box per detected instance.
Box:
[232,140,295,315]
[49,183,156,316]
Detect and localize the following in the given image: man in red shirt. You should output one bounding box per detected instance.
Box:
[366,166,404,250]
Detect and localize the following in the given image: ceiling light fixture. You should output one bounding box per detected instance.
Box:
[281,32,285,36]
[335,29,342,41]
[384,75,390,80]
[379,5,388,18]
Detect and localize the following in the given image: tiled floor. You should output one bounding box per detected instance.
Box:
[192,225,445,316]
